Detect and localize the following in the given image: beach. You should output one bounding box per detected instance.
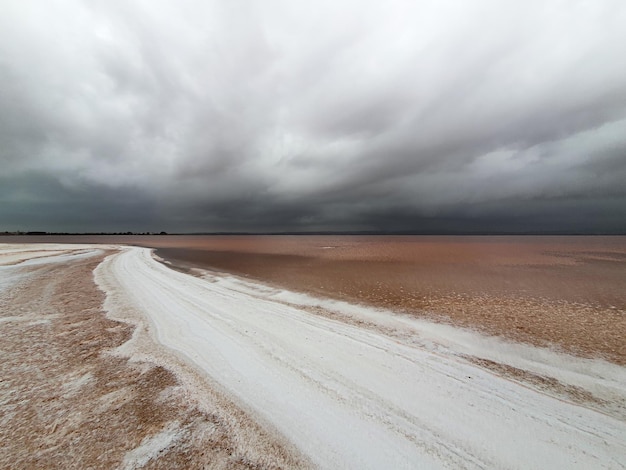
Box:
[0,244,307,469]
[1,239,626,468]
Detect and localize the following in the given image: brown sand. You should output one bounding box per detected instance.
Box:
[0,250,308,469]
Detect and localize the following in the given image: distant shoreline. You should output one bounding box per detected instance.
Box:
[3,231,626,237]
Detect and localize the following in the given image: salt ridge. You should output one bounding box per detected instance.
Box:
[95,246,626,469]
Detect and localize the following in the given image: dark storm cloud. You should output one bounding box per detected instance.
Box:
[1,0,625,233]
[0,172,158,232]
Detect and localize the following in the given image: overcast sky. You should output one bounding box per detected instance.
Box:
[1,0,625,233]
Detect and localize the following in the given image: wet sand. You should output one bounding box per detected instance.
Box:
[4,235,626,364]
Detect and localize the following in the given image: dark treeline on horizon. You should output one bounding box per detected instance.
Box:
[1,231,168,236]
[2,231,625,237]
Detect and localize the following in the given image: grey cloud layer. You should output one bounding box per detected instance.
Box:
[1,0,625,232]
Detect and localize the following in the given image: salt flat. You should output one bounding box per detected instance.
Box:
[2,243,626,469]
[96,246,626,469]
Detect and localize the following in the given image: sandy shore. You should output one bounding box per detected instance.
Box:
[2,242,626,468]
[0,245,309,469]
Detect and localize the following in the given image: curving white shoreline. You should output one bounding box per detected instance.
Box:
[3,243,626,469]
[95,245,626,469]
